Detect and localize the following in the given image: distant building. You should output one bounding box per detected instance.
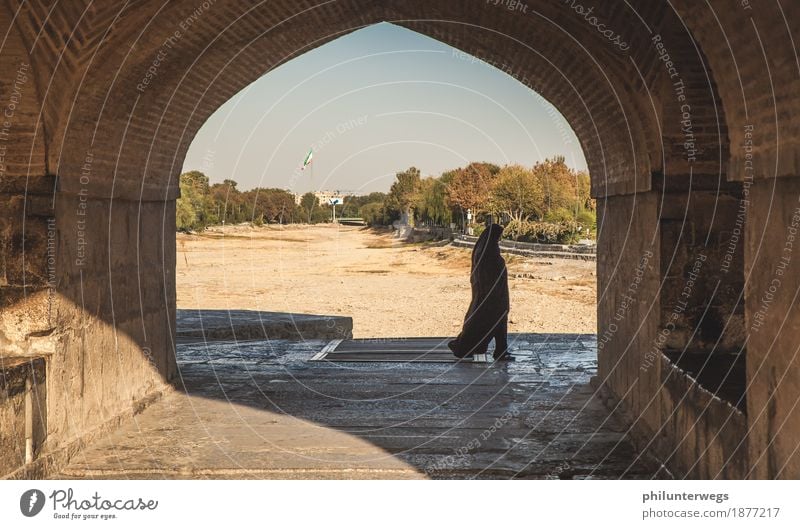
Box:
[314,190,340,205]
[293,190,367,206]
[294,190,358,206]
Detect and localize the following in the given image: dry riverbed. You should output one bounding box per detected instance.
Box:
[176,224,596,338]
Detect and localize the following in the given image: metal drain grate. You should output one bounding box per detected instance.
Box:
[309,337,492,363]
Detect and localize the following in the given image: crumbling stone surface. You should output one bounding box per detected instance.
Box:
[1,0,799,479]
[176,309,353,342]
[0,357,46,477]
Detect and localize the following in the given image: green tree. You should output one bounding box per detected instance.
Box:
[360,202,387,226]
[245,188,298,224]
[340,196,361,218]
[300,192,318,224]
[385,167,422,225]
[176,197,197,231]
[491,164,545,223]
[209,179,243,224]
[312,202,333,224]
[340,192,387,218]
[445,162,500,220]
[416,176,452,226]
[535,156,580,217]
[576,170,593,211]
[177,170,213,230]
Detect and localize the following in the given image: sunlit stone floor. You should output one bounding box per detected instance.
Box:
[56,334,660,479]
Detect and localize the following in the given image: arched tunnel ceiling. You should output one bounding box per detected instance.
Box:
[1,0,743,200]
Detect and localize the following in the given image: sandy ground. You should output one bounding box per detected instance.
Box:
[176,224,597,338]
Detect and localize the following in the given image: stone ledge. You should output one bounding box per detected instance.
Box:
[590,374,674,480]
[176,309,353,343]
[2,389,166,480]
[452,238,596,261]
[0,356,46,476]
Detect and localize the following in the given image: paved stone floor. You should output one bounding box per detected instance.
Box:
[56,334,660,479]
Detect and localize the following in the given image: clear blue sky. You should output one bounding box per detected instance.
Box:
[182,22,586,195]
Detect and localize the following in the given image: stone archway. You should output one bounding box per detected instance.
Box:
[2,0,798,479]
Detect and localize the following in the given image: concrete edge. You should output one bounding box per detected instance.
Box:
[176,315,354,342]
[589,375,674,479]
[451,239,596,261]
[2,388,168,480]
[56,467,426,479]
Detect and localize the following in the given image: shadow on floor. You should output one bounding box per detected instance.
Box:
[57,313,660,479]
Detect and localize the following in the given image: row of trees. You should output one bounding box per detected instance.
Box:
[176,170,390,231]
[176,157,594,240]
[378,157,595,237]
[176,171,300,230]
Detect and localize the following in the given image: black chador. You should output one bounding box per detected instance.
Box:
[448,223,513,361]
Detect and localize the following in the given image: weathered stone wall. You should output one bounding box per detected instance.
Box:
[657,182,745,357]
[745,178,800,479]
[658,354,748,479]
[595,183,751,479]
[0,357,46,476]
[671,0,800,181]
[0,188,55,358]
[1,0,800,479]
[1,188,177,477]
[596,191,662,442]
[45,192,177,453]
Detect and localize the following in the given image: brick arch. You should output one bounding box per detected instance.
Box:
[4,0,738,197]
[0,3,47,184]
[672,0,800,180]
[41,0,679,201]
[0,2,49,336]
[16,1,800,481]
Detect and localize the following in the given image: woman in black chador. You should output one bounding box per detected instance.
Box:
[448,223,514,361]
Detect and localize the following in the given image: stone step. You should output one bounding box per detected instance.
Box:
[176,309,353,342]
[451,239,596,261]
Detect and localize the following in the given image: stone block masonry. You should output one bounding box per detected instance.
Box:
[2,0,800,479]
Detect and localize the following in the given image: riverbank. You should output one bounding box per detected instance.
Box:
[176,224,597,337]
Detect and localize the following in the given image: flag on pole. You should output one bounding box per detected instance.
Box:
[301,148,313,170]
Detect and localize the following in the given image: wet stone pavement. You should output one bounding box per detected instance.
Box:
[56,334,661,479]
